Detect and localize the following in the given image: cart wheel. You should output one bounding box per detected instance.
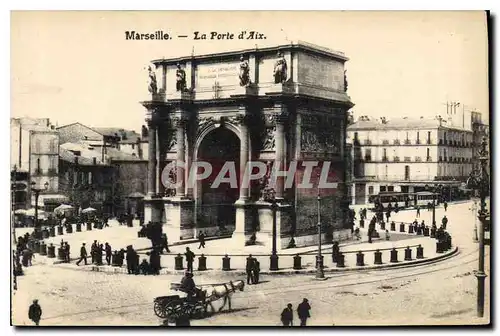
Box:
[154,301,167,318]
[164,300,184,321]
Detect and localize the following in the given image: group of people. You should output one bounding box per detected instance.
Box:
[245,255,261,285]
[281,298,312,326]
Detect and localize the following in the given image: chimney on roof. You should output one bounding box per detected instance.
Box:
[93,157,97,165]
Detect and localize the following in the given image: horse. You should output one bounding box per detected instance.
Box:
[200,280,245,313]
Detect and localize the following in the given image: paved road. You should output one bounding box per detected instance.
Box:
[12,201,490,326]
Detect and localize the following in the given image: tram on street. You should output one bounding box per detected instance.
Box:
[368,191,440,210]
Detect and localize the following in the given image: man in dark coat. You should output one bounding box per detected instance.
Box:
[64,242,71,263]
[161,234,170,254]
[149,249,161,275]
[416,205,421,217]
[331,241,340,263]
[297,298,311,326]
[184,247,195,273]
[76,243,88,266]
[444,201,448,212]
[246,254,255,285]
[198,231,206,249]
[252,260,260,284]
[91,240,98,264]
[105,243,112,265]
[28,299,42,326]
[281,303,294,326]
[442,216,448,230]
[126,246,137,274]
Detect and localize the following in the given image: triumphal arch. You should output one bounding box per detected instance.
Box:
[142,41,354,249]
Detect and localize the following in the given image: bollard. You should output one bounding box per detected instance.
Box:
[380,222,386,231]
[404,247,412,261]
[374,250,383,265]
[336,253,345,268]
[40,242,47,256]
[399,223,405,233]
[416,245,424,259]
[57,247,65,261]
[86,222,92,231]
[416,226,421,235]
[356,251,365,266]
[174,254,184,270]
[436,241,443,253]
[34,240,41,254]
[47,244,55,258]
[66,224,73,234]
[49,227,55,237]
[390,222,396,231]
[390,248,398,263]
[270,254,279,271]
[359,219,364,228]
[198,254,207,271]
[293,254,302,270]
[222,254,231,271]
[76,223,82,232]
[430,227,436,238]
[408,225,414,234]
[57,226,63,235]
[42,229,49,239]
[424,227,430,236]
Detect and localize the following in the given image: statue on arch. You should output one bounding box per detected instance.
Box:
[344,69,348,92]
[176,63,187,92]
[239,55,250,87]
[273,51,287,84]
[147,66,158,94]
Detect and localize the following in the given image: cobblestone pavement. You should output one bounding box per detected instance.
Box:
[12,201,489,326]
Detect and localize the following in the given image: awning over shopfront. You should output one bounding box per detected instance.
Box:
[33,194,70,208]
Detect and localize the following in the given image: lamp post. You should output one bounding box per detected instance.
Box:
[467,136,489,318]
[264,188,279,271]
[31,181,49,240]
[315,190,325,279]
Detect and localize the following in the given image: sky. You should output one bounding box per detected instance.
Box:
[10,11,489,133]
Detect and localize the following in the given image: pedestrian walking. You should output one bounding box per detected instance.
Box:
[416,205,420,217]
[91,240,98,264]
[198,231,206,249]
[184,247,195,273]
[442,216,448,230]
[385,230,390,241]
[246,254,255,285]
[281,303,294,326]
[444,201,448,212]
[297,298,311,326]
[76,243,88,266]
[126,246,137,274]
[28,299,42,326]
[331,241,340,263]
[161,234,170,253]
[105,242,112,265]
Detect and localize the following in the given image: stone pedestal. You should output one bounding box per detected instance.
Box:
[144,196,163,224]
[255,201,293,251]
[232,199,256,247]
[164,197,195,241]
[265,82,293,95]
[167,91,193,101]
[231,85,257,97]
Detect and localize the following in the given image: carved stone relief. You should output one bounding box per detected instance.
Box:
[262,127,276,150]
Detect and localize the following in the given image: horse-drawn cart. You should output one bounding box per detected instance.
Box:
[153,280,245,321]
[153,283,207,320]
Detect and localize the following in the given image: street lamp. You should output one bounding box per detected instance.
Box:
[31,181,49,240]
[263,187,279,271]
[315,190,325,279]
[466,136,489,318]
[425,184,442,227]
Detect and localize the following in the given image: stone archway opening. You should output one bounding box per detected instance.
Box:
[196,127,240,233]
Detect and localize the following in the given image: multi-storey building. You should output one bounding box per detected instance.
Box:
[347,117,474,204]
[10,117,65,209]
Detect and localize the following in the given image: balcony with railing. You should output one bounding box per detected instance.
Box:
[426,139,432,145]
[393,156,400,162]
[415,156,422,162]
[426,156,432,162]
[382,156,389,162]
[382,140,389,145]
[404,156,411,162]
[393,139,400,145]
[33,168,43,176]
[416,139,421,145]
[364,155,372,162]
[404,139,411,145]
[364,139,372,145]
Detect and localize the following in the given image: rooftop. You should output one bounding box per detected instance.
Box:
[59,142,140,165]
[151,40,348,65]
[92,127,142,144]
[348,117,473,132]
